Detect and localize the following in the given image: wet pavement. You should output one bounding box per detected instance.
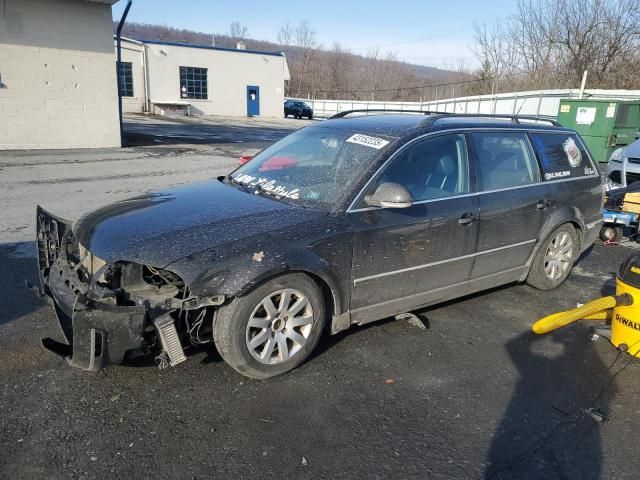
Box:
[1,117,639,479]
[123,113,312,147]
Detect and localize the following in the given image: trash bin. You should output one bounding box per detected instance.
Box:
[556,99,640,163]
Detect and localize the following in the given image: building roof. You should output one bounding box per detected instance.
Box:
[138,39,285,57]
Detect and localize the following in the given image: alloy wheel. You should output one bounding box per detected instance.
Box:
[544,231,574,280]
[245,289,314,365]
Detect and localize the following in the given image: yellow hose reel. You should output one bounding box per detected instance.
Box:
[532,253,640,357]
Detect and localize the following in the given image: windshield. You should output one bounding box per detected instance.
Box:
[230,127,393,207]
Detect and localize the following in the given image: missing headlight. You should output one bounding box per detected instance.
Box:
[117,263,184,307]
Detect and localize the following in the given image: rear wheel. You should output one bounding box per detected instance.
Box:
[213,273,326,379]
[526,224,578,290]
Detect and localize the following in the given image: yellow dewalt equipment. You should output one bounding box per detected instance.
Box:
[532,253,640,356]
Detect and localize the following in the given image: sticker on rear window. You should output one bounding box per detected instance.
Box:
[563,137,582,167]
[346,134,390,149]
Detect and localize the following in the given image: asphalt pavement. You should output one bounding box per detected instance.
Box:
[1,115,639,479]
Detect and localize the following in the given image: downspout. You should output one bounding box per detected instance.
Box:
[116,0,133,146]
[142,43,150,113]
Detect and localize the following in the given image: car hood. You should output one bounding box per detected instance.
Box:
[623,138,640,158]
[73,179,326,267]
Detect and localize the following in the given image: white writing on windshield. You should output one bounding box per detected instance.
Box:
[234,174,300,200]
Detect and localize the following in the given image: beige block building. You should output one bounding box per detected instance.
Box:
[0,0,121,149]
[1,0,290,150]
[118,39,290,118]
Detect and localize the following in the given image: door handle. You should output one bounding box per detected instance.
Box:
[458,213,477,225]
[536,199,551,210]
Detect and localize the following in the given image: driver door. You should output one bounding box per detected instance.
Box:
[349,133,479,322]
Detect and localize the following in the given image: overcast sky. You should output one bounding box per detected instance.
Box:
[113,0,515,68]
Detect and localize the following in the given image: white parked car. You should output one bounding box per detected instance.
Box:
[606,137,640,188]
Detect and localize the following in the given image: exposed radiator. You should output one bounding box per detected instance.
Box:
[154,314,187,367]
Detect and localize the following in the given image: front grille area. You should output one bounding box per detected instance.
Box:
[608,170,640,186]
[627,157,640,165]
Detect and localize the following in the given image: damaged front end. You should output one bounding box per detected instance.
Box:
[36,206,223,371]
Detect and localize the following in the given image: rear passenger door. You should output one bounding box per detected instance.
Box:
[469,131,548,279]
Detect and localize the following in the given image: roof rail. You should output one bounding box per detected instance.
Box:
[417,113,562,127]
[328,109,562,127]
[328,109,451,119]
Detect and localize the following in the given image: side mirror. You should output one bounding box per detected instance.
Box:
[364,182,413,209]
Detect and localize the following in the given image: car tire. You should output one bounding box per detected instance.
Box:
[213,273,326,379]
[526,224,579,290]
[284,113,288,118]
[599,224,621,243]
[308,114,313,120]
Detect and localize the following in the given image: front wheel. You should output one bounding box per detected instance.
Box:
[213,273,326,379]
[526,224,578,290]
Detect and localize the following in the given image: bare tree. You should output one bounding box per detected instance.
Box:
[472,20,517,92]
[228,21,248,39]
[326,42,352,98]
[471,0,640,91]
[277,21,294,49]
[362,48,383,100]
[294,20,318,97]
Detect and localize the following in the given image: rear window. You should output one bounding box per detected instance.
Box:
[530,133,596,180]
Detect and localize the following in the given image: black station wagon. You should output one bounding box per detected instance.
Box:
[37,111,604,378]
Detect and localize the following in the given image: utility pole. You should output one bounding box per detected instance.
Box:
[579,70,588,99]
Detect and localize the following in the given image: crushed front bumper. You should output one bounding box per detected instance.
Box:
[37,206,146,370]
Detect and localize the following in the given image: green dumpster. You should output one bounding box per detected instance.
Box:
[556,99,640,163]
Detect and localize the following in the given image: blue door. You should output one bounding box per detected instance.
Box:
[246,85,260,116]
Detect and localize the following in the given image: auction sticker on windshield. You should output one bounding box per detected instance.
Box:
[346,133,390,149]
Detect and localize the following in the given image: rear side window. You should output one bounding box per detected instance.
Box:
[471,132,540,191]
[530,133,596,180]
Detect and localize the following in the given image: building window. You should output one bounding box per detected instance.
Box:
[117,62,134,97]
[180,66,208,100]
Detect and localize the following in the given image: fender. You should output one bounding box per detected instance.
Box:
[167,235,352,323]
[229,247,348,317]
[519,204,585,282]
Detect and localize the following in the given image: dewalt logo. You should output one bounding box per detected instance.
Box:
[615,313,640,332]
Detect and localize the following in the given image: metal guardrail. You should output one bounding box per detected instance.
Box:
[288,88,640,119]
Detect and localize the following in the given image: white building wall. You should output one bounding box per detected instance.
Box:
[0,0,120,149]
[120,39,146,114]
[145,43,288,117]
